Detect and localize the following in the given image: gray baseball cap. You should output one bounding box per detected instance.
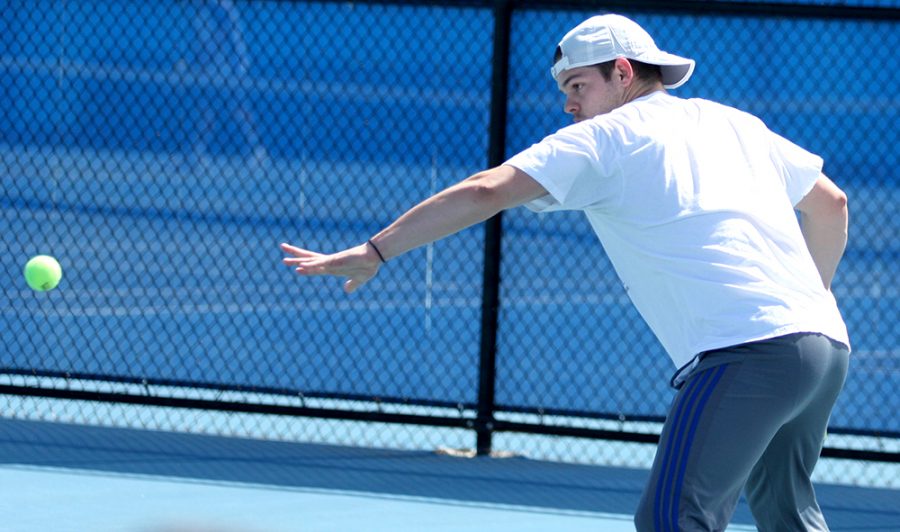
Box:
[551,14,695,89]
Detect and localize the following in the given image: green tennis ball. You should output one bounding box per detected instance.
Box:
[24,255,62,292]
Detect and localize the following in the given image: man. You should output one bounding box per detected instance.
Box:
[282,14,850,531]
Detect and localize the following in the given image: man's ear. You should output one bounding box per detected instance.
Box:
[614,57,635,84]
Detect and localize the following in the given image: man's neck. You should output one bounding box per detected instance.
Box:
[624,81,666,104]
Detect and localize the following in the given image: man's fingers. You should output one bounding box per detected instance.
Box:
[290,260,332,276]
[280,242,378,293]
[280,242,322,259]
[283,257,319,267]
[281,242,331,274]
[282,252,349,277]
[280,242,302,255]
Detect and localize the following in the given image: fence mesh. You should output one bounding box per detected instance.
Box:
[501,7,900,433]
[2,0,898,482]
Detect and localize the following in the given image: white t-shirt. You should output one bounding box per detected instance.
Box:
[504,91,849,372]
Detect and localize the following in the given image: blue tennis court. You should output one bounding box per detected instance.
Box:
[3,416,899,531]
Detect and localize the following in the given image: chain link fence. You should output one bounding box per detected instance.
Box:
[2,0,898,485]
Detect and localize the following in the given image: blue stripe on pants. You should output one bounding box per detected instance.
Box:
[653,364,728,531]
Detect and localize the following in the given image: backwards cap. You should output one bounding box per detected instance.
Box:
[551,14,695,89]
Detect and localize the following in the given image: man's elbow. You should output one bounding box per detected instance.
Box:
[817,187,848,237]
[465,165,547,212]
[824,188,848,228]
[830,189,849,230]
[831,186,848,213]
[462,172,508,215]
[464,168,520,213]
[797,176,849,218]
[838,189,848,213]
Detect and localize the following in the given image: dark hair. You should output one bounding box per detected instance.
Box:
[595,59,662,84]
[554,47,662,84]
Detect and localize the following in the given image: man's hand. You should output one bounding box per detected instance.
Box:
[281,242,382,294]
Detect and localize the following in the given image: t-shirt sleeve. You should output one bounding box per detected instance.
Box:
[504,123,619,212]
[768,130,824,206]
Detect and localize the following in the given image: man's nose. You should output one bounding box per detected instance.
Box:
[564,97,578,115]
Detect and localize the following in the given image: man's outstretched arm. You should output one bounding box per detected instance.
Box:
[281,165,547,293]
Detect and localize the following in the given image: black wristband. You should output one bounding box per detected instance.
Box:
[367,239,386,263]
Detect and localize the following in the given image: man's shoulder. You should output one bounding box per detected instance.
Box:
[683,96,764,123]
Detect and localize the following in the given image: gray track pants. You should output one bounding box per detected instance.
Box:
[634,332,850,532]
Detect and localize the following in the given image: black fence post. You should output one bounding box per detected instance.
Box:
[476,0,513,457]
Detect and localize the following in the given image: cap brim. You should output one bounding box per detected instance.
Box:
[552,51,695,89]
[637,51,695,89]
[660,62,694,89]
